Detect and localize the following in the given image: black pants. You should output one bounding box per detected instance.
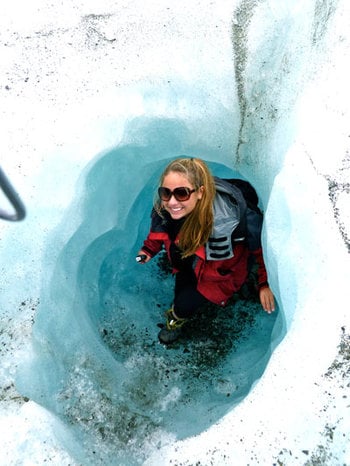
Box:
[173,270,208,319]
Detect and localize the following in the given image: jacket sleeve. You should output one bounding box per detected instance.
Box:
[246,207,263,251]
[141,235,164,257]
[140,209,167,258]
[250,247,269,290]
[246,208,269,289]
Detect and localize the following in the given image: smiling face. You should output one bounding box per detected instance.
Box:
[161,171,203,220]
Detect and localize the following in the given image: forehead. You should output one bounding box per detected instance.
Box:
[162,171,192,187]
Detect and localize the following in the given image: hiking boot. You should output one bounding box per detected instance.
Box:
[158,307,187,344]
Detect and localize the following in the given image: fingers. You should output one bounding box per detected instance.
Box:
[136,251,151,263]
[259,287,276,314]
[136,254,147,263]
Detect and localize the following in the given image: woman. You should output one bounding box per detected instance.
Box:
[137,157,275,344]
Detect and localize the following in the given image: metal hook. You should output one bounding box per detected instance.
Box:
[0,166,26,221]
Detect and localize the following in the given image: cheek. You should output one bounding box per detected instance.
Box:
[186,198,199,212]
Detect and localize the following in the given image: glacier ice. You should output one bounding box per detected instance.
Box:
[1,0,350,465]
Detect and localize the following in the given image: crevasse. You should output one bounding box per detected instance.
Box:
[1,0,349,464]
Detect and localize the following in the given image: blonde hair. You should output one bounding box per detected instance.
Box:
[155,157,216,257]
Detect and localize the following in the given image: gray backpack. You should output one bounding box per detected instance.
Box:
[206,177,263,260]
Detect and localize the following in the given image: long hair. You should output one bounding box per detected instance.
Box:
[155,157,216,257]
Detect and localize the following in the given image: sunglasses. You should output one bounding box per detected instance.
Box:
[158,186,196,202]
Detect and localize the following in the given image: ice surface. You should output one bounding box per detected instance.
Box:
[1,0,350,465]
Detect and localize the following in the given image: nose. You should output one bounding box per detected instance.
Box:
[167,194,179,205]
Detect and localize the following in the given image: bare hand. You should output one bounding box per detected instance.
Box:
[136,250,151,264]
[259,286,275,314]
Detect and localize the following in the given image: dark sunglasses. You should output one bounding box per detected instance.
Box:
[158,186,196,202]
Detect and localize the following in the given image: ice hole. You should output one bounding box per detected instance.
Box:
[16,117,284,465]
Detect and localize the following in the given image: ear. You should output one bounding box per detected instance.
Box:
[197,185,204,200]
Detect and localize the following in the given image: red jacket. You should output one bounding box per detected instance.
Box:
[141,216,268,306]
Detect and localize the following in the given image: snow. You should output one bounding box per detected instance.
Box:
[1,0,350,465]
